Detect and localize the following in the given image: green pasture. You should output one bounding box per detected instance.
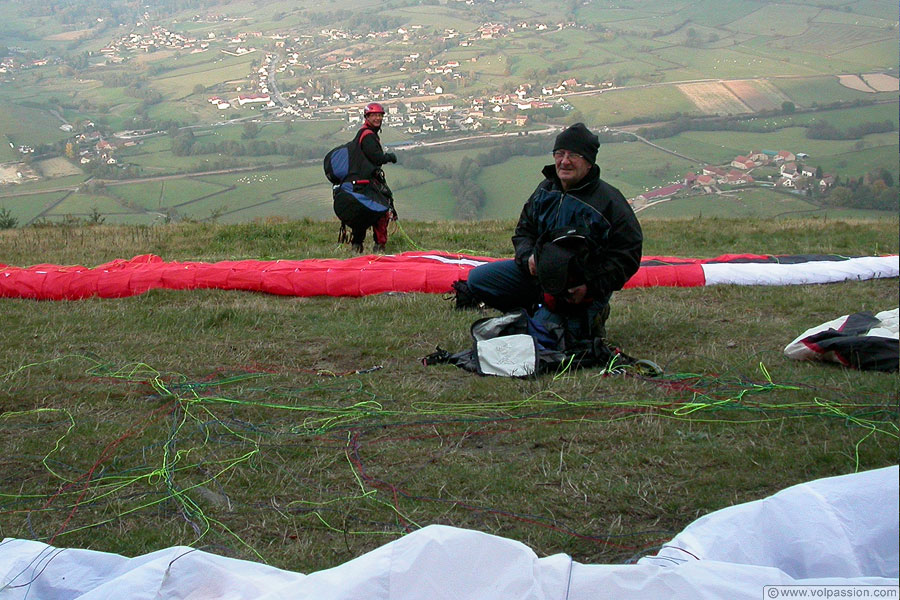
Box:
[0,191,67,225]
[639,189,822,219]
[173,185,262,220]
[566,87,695,125]
[669,0,760,27]
[772,76,889,106]
[191,119,347,147]
[121,140,290,173]
[652,23,733,48]
[394,179,456,222]
[671,127,898,174]
[108,178,231,211]
[570,6,654,25]
[4,174,86,193]
[464,54,511,78]
[833,39,900,71]
[814,7,897,27]
[648,134,737,167]
[152,55,258,99]
[596,142,697,198]
[393,5,479,31]
[216,184,333,224]
[508,51,554,78]
[387,165,440,190]
[44,192,132,217]
[0,103,71,147]
[196,165,322,190]
[851,0,900,19]
[813,142,900,180]
[656,45,822,81]
[478,155,546,220]
[0,139,16,162]
[144,99,201,126]
[78,84,137,108]
[729,4,822,36]
[166,166,328,220]
[786,102,899,129]
[772,23,897,65]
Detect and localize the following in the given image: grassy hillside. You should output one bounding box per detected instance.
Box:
[0,217,897,572]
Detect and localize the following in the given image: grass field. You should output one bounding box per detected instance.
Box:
[0,103,71,148]
[640,190,820,219]
[772,76,896,106]
[0,217,896,575]
[657,127,899,178]
[108,178,231,211]
[43,192,132,217]
[567,87,696,124]
[0,191,68,225]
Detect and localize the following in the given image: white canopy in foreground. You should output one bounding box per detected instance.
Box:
[2,467,897,600]
[702,255,899,286]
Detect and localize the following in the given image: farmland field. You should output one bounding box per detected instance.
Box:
[0,103,71,148]
[729,4,824,36]
[658,45,822,80]
[862,73,900,92]
[812,141,900,179]
[773,23,895,59]
[217,184,331,224]
[678,82,752,115]
[35,157,84,178]
[152,55,259,99]
[0,141,16,162]
[839,75,877,92]
[391,179,456,222]
[723,79,790,112]
[478,155,547,219]
[567,87,696,124]
[0,191,68,225]
[108,178,232,211]
[44,192,133,217]
[832,39,899,71]
[639,189,823,219]
[772,76,894,106]
[662,127,899,177]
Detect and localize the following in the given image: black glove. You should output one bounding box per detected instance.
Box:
[384,152,397,164]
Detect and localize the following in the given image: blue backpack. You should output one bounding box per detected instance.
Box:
[324,131,390,231]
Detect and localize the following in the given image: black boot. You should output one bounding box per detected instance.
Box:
[450,280,484,310]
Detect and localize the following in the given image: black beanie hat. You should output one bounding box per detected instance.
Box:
[553,122,599,164]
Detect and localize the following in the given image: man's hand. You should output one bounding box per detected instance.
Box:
[528,254,537,276]
[566,284,588,304]
[385,152,398,164]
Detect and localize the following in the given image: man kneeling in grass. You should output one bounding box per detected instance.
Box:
[462,123,643,345]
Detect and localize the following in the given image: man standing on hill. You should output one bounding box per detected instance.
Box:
[340,102,398,253]
[460,122,643,343]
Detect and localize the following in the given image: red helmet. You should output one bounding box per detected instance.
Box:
[364,102,385,116]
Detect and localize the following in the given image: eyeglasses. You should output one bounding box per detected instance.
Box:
[552,150,584,161]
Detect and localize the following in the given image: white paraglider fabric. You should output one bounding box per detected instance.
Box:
[1,466,897,600]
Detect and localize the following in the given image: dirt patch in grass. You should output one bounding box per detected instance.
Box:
[36,157,84,178]
[861,73,899,92]
[45,29,93,41]
[723,79,788,112]
[0,162,38,184]
[837,74,875,92]
[677,82,752,115]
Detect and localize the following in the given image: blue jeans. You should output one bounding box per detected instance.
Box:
[467,259,610,340]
